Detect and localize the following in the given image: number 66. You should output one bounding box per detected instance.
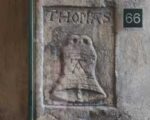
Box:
[125,13,141,24]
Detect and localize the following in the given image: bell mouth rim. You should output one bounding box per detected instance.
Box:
[55,88,106,95]
[50,88,107,104]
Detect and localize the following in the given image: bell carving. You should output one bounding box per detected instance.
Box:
[51,34,107,103]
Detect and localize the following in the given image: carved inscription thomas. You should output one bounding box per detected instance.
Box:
[44,7,111,24]
[43,7,115,106]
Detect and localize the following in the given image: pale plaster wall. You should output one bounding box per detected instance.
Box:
[116,0,150,119]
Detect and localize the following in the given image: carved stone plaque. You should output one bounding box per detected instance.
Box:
[34,1,150,120]
[35,2,121,120]
[43,7,115,106]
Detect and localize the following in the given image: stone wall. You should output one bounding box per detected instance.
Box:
[116,0,150,120]
[35,0,150,120]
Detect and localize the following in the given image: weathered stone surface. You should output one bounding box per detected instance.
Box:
[115,0,150,120]
[43,7,115,107]
[35,0,150,120]
[35,1,115,119]
[43,0,106,7]
[37,107,131,120]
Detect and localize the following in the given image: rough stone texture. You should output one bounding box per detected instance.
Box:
[116,0,150,120]
[43,0,106,7]
[35,0,150,120]
[43,7,115,107]
[37,107,131,120]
